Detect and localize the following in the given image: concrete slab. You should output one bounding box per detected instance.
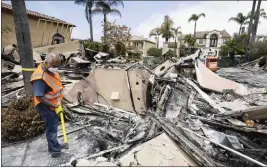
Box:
[119,133,198,166]
[1,125,93,167]
[195,60,248,96]
[1,143,28,166]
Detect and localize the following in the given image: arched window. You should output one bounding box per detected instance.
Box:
[51,33,65,45]
[210,34,218,47]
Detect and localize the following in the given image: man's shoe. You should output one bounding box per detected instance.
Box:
[50,152,61,158]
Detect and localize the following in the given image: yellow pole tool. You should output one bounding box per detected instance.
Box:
[55,105,69,149]
[59,111,69,149]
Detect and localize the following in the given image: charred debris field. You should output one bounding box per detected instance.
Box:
[1,48,267,166]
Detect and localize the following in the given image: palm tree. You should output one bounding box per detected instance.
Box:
[172,27,182,58]
[160,15,174,42]
[149,15,174,47]
[92,0,124,45]
[188,13,205,37]
[11,0,34,95]
[75,0,95,41]
[250,4,267,42]
[149,27,161,48]
[172,27,182,47]
[184,34,196,47]
[245,0,257,61]
[220,37,245,65]
[247,8,267,22]
[228,13,248,35]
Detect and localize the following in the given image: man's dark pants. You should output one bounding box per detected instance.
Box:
[37,105,61,153]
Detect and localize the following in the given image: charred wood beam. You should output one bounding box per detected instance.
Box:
[57,126,86,138]
[147,111,217,166]
[184,78,226,113]
[155,78,176,83]
[189,114,267,138]
[218,106,267,121]
[237,136,262,149]
[1,55,20,65]
[72,144,130,162]
[236,149,267,157]
[69,106,132,122]
[125,70,137,114]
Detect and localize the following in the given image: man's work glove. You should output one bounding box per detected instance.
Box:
[55,104,63,115]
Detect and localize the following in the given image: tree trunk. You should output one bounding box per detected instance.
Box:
[157,35,159,49]
[89,7,94,41]
[245,0,257,62]
[229,51,235,66]
[103,13,107,45]
[239,25,242,35]
[251,0,261,43]
[194,21,197,38]
[11,0,34,95]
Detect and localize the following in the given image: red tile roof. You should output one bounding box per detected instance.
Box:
[1,2,76,27]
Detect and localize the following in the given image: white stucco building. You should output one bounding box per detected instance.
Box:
[129,35,156,57]
[180,29,231,56]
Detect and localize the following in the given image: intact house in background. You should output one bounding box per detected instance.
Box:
[128,35,156,57]
[168,30,231,57]
[1,2,76,48]
[256,35,267,42]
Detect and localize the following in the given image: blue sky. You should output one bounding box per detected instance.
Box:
[4,1,267,45]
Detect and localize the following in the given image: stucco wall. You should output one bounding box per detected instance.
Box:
[2,10,72,48]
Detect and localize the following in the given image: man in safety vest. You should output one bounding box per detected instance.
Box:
[30,53,64,158]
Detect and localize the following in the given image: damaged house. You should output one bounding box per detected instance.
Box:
[1,2,75,47]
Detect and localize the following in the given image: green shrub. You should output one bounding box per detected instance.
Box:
[128,50,142,59]
[102,44,110,53]
[248,40,267,61]
[147,47,162,57]
[84,41,103,52]
[164,50,176,57]
[115,42,126,56]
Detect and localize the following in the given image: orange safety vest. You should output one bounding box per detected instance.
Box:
[30,64,63,111]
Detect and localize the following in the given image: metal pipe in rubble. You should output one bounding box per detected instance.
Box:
[177,125,266,167]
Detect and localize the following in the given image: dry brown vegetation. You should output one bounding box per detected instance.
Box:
[1,96,44,142]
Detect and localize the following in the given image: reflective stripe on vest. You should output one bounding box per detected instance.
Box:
[44,90,63,99]
[30,64,63,108]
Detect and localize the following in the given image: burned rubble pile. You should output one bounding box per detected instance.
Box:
[59,51,266,166]
[239,56,267,72]
[2,43,267,166]
[61,103,155,166]
[1,96,44,143]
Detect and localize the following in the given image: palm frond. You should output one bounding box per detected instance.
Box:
[198,13,205,18]
[96,1,111,10]
[92,7,104,15]
[149,28,161,37]
[74,0,86,6]
[188,14,197,22]
[108,9,121,17]
[109,0,124,8]
[75,0,94,7]
[228,17,240,23]
[85,4,90,22]
[260,11,267,18]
